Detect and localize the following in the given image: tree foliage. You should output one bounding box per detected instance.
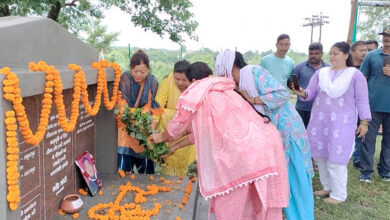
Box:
[357,2,390,41]
[84,19,120,52]
[0,0,198,43]
[106,47,309,82]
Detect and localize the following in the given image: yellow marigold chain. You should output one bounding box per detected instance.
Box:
[1,60,122,211]
[4,110,20,211]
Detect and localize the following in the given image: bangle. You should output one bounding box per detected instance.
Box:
[360,120,369,126]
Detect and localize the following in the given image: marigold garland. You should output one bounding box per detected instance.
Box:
[3,110,20,211]
[1,60,122,211]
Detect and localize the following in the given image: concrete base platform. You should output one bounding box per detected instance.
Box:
[55,174,206,220]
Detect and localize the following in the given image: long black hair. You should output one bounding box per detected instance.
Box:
[233,51,247,69]
[332,42,353,67]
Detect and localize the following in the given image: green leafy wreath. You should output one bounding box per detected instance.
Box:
[116,106,169,165]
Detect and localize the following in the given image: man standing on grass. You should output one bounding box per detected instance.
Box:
[260,34,294,88]
[350,41,368,169]
[359,26,390,183]
[292,42,329,128]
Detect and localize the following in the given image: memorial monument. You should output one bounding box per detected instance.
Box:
[0,16,118,220]
[0,16,202,220]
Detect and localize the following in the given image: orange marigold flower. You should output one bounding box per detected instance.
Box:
[118,170,125,178]
[9,202,18,211]
[3,86,14,93]
[176,216,181,220]
[150,176,154,181]
[98,190,103,195]
[4,94,15,100]
[130,174,135,180]
[58,209,65,215]
[78,188,88,196]
[72,213,79,219]
[5,111,15,117]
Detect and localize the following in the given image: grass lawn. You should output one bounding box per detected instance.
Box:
[290,95,390,219]
[313,136,390,220]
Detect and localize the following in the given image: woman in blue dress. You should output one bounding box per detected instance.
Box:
[215,50,314,220]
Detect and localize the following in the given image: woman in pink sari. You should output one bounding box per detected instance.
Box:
[150,62,289,220]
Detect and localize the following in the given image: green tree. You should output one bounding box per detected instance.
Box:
[0,0,198,43]
[357,2,390,41]
[287,50,308,64]
[106,47,129,71]
[184,48,218,71]
[84,19,119,52]
[243,50,262,65]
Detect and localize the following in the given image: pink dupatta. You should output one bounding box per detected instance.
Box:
[174,77,287,200]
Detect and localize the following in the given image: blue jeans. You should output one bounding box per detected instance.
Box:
[352,138,363,163]
[117,153,155,174]
[352,118,363,163]
[360,112,390,178]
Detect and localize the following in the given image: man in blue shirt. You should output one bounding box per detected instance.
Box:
[260,34,294,88]
[359,26,390,183]
[292,42,329,128]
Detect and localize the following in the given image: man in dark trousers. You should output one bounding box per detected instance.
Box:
[359,26,390,183]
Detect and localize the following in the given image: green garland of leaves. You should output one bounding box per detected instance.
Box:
[117,106,169,165]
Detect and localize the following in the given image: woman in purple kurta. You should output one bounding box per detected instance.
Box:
[294,42,371,204]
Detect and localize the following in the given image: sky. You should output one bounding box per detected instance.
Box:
[103,0,354,53]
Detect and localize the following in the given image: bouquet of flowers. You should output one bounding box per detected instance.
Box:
[116,106,169,165]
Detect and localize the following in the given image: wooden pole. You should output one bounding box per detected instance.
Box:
[310,25,314,43]
[347,0,358,44]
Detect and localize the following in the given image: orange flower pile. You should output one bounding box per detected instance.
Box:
[3,109,20,210]
[87,182,169,219]
[182,180,193,205]
[1,60,122,211]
